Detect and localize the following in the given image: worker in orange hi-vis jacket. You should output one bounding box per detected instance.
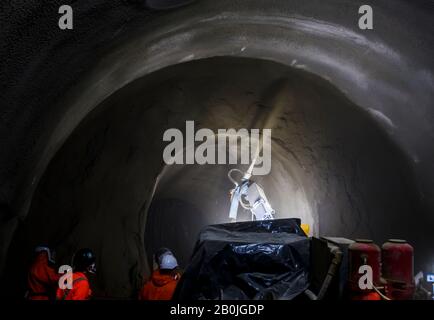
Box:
[56,248,96,300]
[139,248,181,300]
[26,246,60,300]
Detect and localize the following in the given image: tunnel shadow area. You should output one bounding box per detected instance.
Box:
[2,57,422,298]
[145,198,205,268]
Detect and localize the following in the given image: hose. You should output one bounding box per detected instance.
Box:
[227,168,244,187]
[227,168,252,209]
[316,246,343,300]
[305,246,343,300]
[370,280,392,300]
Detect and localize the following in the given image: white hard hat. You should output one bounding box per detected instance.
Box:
[159,252,178,270]
[35,246,55,264]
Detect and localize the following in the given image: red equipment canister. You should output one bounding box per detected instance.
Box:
[348,239,381,299]
[382,239,414,300]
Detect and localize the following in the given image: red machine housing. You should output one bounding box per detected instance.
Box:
[382,239,414,300]
[348,239,381,299]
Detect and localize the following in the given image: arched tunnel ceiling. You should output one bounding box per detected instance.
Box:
[0,0,433,298]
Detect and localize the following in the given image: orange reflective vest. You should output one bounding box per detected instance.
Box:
[139,270,180,300]
[27,252,60,300]
[56,272,91,300]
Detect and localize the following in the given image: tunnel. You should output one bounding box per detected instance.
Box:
[0,0,433,298]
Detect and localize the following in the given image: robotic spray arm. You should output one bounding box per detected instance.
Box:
[228,168,275,221]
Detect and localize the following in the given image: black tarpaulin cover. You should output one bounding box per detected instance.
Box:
[173,218,310,300]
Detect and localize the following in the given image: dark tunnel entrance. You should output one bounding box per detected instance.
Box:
[3,57,423,298]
